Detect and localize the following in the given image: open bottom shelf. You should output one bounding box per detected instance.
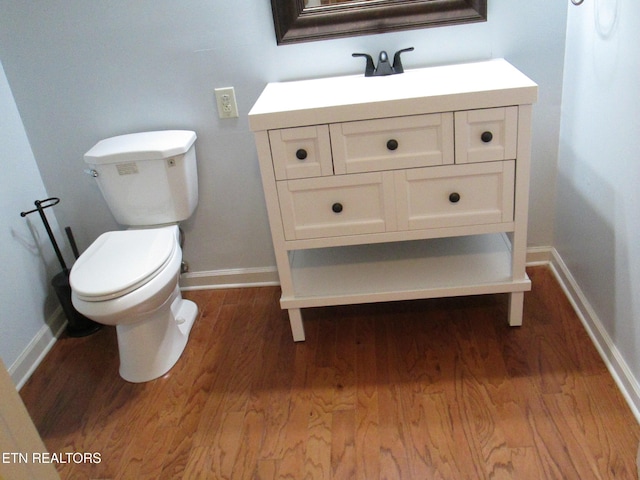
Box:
[282,233,530,309]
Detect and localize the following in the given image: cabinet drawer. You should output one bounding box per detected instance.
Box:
[330,113,454,175]
[395,161,515,230]
[269,125,333,180]
[277,172,396,240]
[455,107,518,164]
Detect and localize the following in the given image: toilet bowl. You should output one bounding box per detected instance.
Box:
[71,225,197,382]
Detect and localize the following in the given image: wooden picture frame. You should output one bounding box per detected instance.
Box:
[271,0,488,45]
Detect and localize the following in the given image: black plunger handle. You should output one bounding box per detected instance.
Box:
[65,226,80,260]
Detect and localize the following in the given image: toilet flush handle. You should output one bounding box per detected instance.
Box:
[84,168,99,178]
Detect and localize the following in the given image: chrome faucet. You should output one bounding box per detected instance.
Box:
[352,47,414,77]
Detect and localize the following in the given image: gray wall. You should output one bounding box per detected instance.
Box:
[0,62,66,372]
[557,1,640,391]
[0,1,567,369]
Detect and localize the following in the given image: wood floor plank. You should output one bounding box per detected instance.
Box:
[135,425,179,480]
[210,411,247,479]
[375,325,411,480]
[17,267,640,479]
[354,317,380,480]
[251,318,296,462]
[332,314,357,413]
[304,366,334,479]
[269,319,320,480]
[330,408,356,480]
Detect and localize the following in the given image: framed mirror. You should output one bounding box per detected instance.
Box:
[271,0,488,45]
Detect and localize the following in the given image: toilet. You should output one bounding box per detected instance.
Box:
[70,130,199,383]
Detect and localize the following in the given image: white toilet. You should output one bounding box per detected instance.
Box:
[70,130,199,383]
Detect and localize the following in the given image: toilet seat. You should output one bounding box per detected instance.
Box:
[70,226,177,302]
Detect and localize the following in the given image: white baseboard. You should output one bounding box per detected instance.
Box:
[525,245,553,266]
[180,266,279,290]
[547,248,640,424]
[9,308,67,390]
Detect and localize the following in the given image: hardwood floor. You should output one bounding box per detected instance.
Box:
[20,266,640,479]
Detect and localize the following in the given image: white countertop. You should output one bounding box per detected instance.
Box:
[249,59,538,131]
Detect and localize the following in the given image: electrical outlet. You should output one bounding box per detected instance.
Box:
[215,87,239,118]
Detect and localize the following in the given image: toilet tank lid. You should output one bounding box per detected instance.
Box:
[84,130,197,164]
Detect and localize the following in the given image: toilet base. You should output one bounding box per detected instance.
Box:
[115,286,198,383]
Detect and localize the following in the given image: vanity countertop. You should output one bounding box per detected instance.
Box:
[248,58,538,131]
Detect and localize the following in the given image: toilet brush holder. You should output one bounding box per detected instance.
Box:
[51,269,101,337]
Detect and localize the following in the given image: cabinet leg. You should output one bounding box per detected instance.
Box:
[508,292,524,326]
[288,308,305,342]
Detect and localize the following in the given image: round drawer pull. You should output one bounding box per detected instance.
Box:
[481,131,493,143]
[386,139,399,151]
[449,192,461,203]
[332,202,343,213]
[296,149,308,160]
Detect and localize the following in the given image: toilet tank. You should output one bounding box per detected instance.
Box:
[84,130,198,227]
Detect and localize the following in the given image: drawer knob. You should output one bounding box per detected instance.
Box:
[449,192,461,203]
[386,139,399,151]
[481,131,493,143]
[332,202,343,213]
[296,149,308,160]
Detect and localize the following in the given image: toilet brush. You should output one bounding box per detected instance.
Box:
[20,197,101,337]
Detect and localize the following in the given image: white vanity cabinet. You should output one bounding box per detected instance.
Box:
[249,59,537,341]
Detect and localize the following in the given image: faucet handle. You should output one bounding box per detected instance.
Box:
[374,51,393,76]
[392,47,415,74]
[352,53,375,77]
